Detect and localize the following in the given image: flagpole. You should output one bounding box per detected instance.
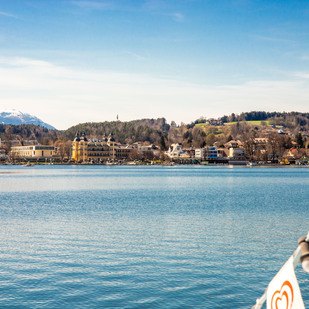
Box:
[251,232,309,309]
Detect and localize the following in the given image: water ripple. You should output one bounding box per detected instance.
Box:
[0,166,308,308]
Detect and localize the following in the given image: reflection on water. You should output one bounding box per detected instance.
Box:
[0,165,308,308]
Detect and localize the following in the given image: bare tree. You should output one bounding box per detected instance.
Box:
[267,133,279,161]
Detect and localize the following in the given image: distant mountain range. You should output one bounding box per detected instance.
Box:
[0,109,55,130]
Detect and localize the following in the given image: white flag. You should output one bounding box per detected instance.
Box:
[267,256,305,309]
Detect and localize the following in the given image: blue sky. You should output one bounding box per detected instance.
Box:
[0,0,309,129]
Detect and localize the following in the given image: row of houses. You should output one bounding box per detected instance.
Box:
[5,137,246,162]
[6,133,154,162]
[3,133,308,163]
[166,143,246,160]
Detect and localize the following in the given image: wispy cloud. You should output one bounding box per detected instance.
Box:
[294,72,309,79]
[142,0,168,12]
[1,57,309,129]
[300,54,309,61]
[122,51,146,61]
[143,0,185,22]
[149,11,185,22]
[171,12,184,22]
[71,1,115,10]
[0,57,52,67]
[252,34,294,44]
[71,1,184,22]
[0,11,17,18]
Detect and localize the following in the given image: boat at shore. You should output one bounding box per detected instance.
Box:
[228,160,248,166]
[22,162,34,167]
[106,161,118,165]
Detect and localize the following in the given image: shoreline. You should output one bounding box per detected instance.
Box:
[0,162,308,168]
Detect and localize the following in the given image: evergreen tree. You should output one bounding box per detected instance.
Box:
[296,133,304,148]
[160,136,167,150]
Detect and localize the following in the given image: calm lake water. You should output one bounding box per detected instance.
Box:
[0,165,308,308]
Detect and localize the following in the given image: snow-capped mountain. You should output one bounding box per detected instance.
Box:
[0,109,56,130]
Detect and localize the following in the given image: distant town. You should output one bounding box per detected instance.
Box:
[0,111,309,166]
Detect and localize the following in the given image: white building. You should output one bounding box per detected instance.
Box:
[229,148,246,160]
[205,146,218,159]
[195,146,218,160]
[195,148,204,159]
[166,143,188,158]
[10,145,56,159]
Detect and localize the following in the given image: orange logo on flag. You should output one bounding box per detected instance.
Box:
[270,280,294,309]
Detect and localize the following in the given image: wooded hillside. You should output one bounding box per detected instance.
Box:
[0,112,308,153]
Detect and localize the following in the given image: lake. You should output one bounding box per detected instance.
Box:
[0,165,308,308]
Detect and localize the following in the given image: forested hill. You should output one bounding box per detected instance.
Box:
[0,118,171,146]
[0,112,309,150]
[60,118,170,144]
[219,111,309,126]
[0,124,59,145]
